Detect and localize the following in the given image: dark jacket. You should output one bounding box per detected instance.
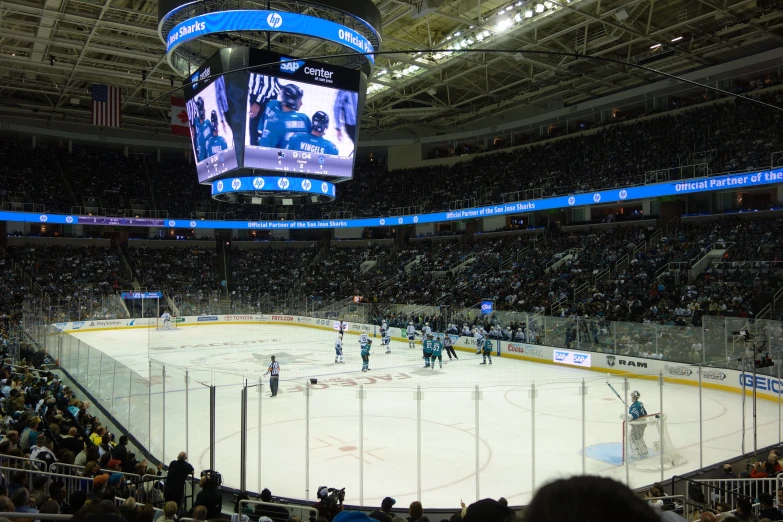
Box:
[193,486,222,519]
[163,460,194,494]
[759,508,783,521]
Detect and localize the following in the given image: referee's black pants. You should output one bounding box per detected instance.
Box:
[270,376,279,397]
[445,346,458,359]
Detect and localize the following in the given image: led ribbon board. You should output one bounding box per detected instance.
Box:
[166,11,375,64]
[7,168,783,229]
[211,176,337,199]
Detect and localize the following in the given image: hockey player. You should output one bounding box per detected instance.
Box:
[161,311,172,330]
[406,322,416,349]
[627,390,649,459]
[422,333,434,368]
[480,337,493,365]
[287,111,339,155]
[338,320,347,335]
[334,333,344,364]
[422,322,432,338]
[474,328,485,355]
[430,335,444,370]
[443,334,458,361]
[205,111,228,158]
[358,331,370,349]
[259,84,311,149]
[193,97,212,162]
[360,339,372,372]
[380,320,391,354]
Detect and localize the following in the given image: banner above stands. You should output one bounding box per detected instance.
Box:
[6,167,783,230]
[51,314,780,400]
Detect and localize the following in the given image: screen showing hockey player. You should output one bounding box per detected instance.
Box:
[244,51,362,178]
[184,65,239,182]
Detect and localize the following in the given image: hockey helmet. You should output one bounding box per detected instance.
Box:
[631,390,640,400]
[281,83,304,109]
[210,110,218,132]
[196,96,205,120]
[427,332,434,339]
[311,111,329,133]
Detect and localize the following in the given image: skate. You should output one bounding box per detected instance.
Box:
[489,360,492,365]
[385,349,391,354]
[335,357,338,363]
[480,361,486,365]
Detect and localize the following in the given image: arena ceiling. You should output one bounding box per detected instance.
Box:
[0,0,781,135]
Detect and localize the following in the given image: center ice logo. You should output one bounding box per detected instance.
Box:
[231,178,242,190]
[253,177,265,190]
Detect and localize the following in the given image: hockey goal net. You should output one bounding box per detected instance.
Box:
[156,317,178,330]
[622,413,687,471]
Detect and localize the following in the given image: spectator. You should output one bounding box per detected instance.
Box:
[159,501,179,522]
[61,427,84,455]
[315,487,344,520]
[192,471,222,519]
[11,488,37,514]
[735,498,755,522]
[88,474,110,503]
[192,505,208,521]
[112,435,137,473]
[137,503,155,522]
[255,488,289,521]
[370,497,404,522]
[30,434,57,469]
[39,499,60,514]
[407,501,423,522]
[522,476,660,522]
[19,417,39,453]
[164,451,194,508]
[758,493,782,521]
[461,499,513,522]
[29,475,49,506]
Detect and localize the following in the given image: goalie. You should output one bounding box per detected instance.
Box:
[161,311,173,330]
[626,390,648,460]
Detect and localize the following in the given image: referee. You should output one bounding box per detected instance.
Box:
[265,355,280,397]
[248,73,281,146]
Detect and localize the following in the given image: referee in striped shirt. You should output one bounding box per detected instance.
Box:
[265,355,280,397]
[248,74,281,146]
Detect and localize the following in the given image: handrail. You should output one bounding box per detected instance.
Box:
[239,499,319,519]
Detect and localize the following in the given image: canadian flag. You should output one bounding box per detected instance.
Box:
[170,97,190,136]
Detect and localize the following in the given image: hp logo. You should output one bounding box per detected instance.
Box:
[302,179,312,191]
[39,215,47,222]
[217,180,224,192]
[253,177,265,190]
[593,193,601,203]
[379,219,385,225]
[413,216,419,223]
[278,177,290,190]
[398,217,403,224]
[321,182,329,193]
[65,216,74,224]
[168,220,176,227]
[189,221,197,228]
[568,196,576,206]
[231,178,242,190]
[267,13,283,28]
[619,189,628,200]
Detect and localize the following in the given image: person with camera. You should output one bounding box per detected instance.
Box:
[193,470,223,519]
[315,486,344,520]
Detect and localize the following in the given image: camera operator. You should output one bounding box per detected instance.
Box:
[315,486,344,520]
[192,470,222,519]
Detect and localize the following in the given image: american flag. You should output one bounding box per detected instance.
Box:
[91,84,121,127]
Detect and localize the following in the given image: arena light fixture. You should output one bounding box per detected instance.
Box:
[496,18,513,31]
[476,32,485,41]
[505,5,513,11]
[454,31,461,36]
[535,3,545,13]
[482,29,491,37]
[525,9,534,17]
[514,12,522,22]
[544,1,553,8]
[650,43,661,49]
[671,36,683,42]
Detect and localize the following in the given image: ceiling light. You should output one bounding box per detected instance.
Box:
[378,69,387,74]
[524,9,533,17]
[671,36,683,42]
[496,18,513,31]
[454,31,461,36]
[482,30,491,37]
[516,1,523,5]
[544,1,553,8]
[505,5,513,11]
[466,38,475,45]
[469,25,474,29]
[476,32,485,41]
[650,43,661,49]
[514,12,522,21]
[535,3,545,12]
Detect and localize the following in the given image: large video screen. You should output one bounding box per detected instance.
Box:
[244,50,362,177]
[183,53,240,183]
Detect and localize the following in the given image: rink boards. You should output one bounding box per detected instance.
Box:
[51,314,782,402]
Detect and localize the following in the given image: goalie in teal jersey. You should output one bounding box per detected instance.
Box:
[480,337,493,365]
[430,335,444,370]
[422,333,434,368]
[361,339,372,372]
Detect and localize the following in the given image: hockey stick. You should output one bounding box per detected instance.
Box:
[606,382,627,406]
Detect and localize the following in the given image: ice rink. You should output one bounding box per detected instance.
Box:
[63,323,782,508]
